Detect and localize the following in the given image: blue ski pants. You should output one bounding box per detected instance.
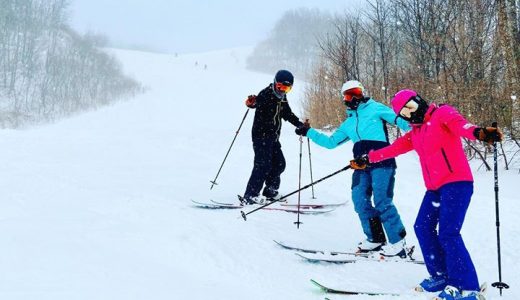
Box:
[414,181,479,291]
[244,137,286,198]
[351,167,406,244]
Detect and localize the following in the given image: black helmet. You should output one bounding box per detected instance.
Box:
[274,70,294,86]
[273,70,294,99]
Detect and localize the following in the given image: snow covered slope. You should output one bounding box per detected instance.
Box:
[0,47,518,300]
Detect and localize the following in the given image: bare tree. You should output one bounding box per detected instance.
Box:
[302,0,519,167]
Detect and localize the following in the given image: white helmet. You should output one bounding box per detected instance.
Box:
[341,80,365,95]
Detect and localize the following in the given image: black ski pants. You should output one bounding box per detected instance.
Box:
[244,137,286,198]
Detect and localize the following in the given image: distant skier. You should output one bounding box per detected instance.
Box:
[295,80,410,256]
[352,89,503,300]
[241,70,305,204]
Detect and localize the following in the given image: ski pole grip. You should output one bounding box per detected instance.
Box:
[491,281,509,289]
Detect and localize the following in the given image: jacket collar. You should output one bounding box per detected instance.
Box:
[346,98,373,113]
[411,103,438,127]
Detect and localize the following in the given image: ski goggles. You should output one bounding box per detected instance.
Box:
[275,81,293,93]
[343,87,363,102]
[399,99,419,118]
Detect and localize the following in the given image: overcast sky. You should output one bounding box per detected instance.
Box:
[70,0,362,54]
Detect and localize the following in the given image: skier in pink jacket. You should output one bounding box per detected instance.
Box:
[350,89,503,300]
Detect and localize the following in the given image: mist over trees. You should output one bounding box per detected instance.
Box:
[246,8,335,80]
[0,0,142,128]
[299,0,519,168]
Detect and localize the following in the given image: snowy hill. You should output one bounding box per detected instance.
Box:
[0,47,518,300]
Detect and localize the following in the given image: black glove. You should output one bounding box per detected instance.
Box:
[350,154,370,170]
[295,119,311,136]
[473,127,503,144]
[245,95,256,108]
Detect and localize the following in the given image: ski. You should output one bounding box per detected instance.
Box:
[280,201,347,209]
[274,240,367,256]
[191,199,241,209]
[210,200,238,206]
[296,252,424,265]
[264,207,335,214]
[213,199,339,211]
[191,200,336,214]
[275,240,424,264]
[214,199,334,210]
[310,279,401,296]
[296,253,357,264]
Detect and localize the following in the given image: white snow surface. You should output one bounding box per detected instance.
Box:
[0,47,518,300]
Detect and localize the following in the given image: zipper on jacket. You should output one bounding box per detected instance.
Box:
[420,125,432,184]
[274,101,282,140]
[441,148,453,173]
[354,110,361,140]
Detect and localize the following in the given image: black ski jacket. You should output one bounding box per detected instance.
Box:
[251,84,302,140]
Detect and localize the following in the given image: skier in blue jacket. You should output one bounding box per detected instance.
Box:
[295,80,410,256]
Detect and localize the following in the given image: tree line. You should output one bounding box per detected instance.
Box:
[247,2,519,168]
[301,0,519,169]
[0,0,142,128]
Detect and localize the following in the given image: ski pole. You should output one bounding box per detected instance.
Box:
[210,109,250,189]
[307,137,316,199]
[490,122,509,296]
[241,165,352,221]
[295,136,303,228]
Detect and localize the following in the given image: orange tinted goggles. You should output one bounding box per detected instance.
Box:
[275,82,292,93]
[343,87,363,101]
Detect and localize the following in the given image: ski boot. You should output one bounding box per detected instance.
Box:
[357,239,384,253]
[380,238,407,259]
[415,275,448,292]
[433,285,486,300]
[262,188,284,203]
[239,195,265,205]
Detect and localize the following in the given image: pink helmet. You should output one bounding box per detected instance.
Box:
[391,89,417,115]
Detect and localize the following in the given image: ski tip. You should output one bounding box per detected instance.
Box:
[310,279,322,288]
[480,282,488,294]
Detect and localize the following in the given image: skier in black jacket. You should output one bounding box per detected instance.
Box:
[242,70,304,204]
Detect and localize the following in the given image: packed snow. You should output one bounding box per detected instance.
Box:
[0,47,518,299]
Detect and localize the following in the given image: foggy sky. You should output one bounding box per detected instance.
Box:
[70,0,361,53]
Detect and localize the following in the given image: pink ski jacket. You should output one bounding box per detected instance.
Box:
[368,104,477,191]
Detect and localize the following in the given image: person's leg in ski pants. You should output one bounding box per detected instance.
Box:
[244,138,285,198]
[264,140,285,193]
[370,167,406,243]
[352,169,384,243]
[414,181,479,290]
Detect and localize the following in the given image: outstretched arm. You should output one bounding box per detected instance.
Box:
[441,105,504,144]
[368,132,414,163]
[306,123,350,149]
[438,105,477,140]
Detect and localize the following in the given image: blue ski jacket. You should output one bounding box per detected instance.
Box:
[307,98,410,168]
